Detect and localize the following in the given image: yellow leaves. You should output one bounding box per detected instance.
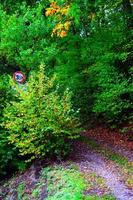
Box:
[45,9,52,16]
[60,6,69,15]
[54,23,64,30]
[51,21,71,37]
[64,21,71,31]
[45,1,71,38]
[51,1,60,9]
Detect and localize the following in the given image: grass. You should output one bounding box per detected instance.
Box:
[2,163,115,200]
[4,164,86,200]
[1,163,83,199]
[1,160,117,200]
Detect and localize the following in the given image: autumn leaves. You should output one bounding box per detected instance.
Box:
[45,2,69,16]
[45,1,71,38]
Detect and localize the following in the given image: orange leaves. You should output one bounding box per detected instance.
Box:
[51,1,60,9]
[45,1,71,38]
[59,30,67,38]
[45,1,60,16]
[45,9,55,16]
[45,1,69,17]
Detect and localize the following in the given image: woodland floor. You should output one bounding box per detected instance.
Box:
[0,127,133,200]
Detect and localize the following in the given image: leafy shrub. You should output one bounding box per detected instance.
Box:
[3,65,80,162]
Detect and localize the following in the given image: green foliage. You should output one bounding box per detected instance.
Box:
[3,65,80,162]
[51,0,132,125]
[0,0,38,13]
[89,61,132,124]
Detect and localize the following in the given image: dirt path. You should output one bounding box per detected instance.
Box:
[70,140,133,200]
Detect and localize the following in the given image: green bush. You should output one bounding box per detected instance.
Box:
[3,65,81,162]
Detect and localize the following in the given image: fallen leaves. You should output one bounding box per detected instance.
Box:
[82,126,133,151]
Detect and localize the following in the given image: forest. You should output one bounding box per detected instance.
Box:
[0,0,132,199]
